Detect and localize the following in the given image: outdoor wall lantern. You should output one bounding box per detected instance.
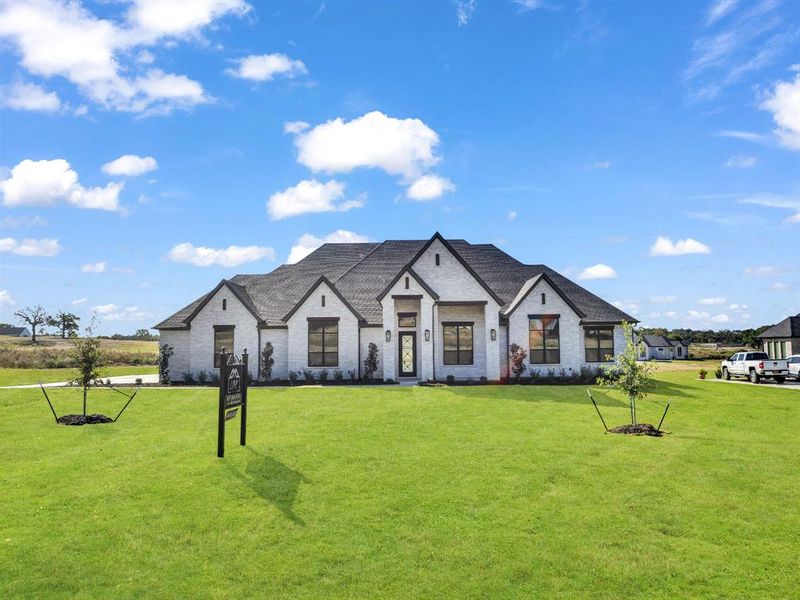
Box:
[385,330,392,342]
[491,328,497,341]
[424,329,430,341]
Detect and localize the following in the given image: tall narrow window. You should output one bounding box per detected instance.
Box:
[321,294,326,307]
[308,319,338,367]
[584,327,614,363]
[405,276,410,289]
[435,253,440,266]
[529,315,560,364]
[541,293,546,305]
[213,325,234,367]
[222,299,227,311]
[442,322,473,365]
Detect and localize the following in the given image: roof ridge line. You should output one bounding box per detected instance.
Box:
[333,240,388,283]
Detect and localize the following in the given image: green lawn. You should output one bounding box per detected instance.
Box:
[1,372,797,598]
[0,365,158,387]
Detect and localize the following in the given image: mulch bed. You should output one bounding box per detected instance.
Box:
[57,414,113,426]
[608,423,664,437]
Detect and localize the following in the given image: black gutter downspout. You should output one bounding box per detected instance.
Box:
[506,319,510,382]
[358,323,362,380]
[257,326,262,382]
[431,301,437,382]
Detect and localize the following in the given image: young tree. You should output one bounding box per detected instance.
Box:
[47,310,81,338]
[509,343,528,381]
[598,321,655,425]
[70,323,104,416]
[14,305,49,343]
[158,344,174,384]
[260,341,275,381]
[363,342,379,380]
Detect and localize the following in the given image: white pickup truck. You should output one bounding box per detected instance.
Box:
[721,351,789,384]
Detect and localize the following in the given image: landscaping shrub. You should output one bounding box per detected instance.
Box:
[446,374,455,384]
[714,368,722,379]
[182,372,195,384]
[302,368,316,383]
[698,369,708,380]
[318,369,329,383]
[196,370,208,384]
[260,341,274,381]
[209,371,220,384]
[288,371,298,385]
[509,344,527,380]
[363,343,379,379]
[333,369,344,382]
[347,369,357,381]
[158,344,174,384]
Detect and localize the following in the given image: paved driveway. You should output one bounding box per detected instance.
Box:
[710,377,800,390]
[1,373,159,390]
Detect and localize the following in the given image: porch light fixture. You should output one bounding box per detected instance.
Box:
[424,329,430,341]
[491,328,497,341]
[385,330,392,342]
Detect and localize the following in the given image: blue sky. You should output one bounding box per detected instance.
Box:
[0,0,798,334]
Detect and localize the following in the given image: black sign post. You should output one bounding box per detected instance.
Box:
[217,348,248,458]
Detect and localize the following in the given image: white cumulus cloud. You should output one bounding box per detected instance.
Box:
[759,74,800,150]
[290,110,444,178]
[406,175,455,201]
[578,264,618,280]
[0,237,61,257]
[710,313,730,323]
[267,179,363,220]
[227,53,307,81]
[0,0,247,115]
[102,154,157,176]
[1,158,123,211]
[81,261,106,273]
[0,289,15,306]
[650,295,677,304]
[287,230,371,264]
[71,297,88,306]
[0,81,61,112]
[650,236,711,256]
[167,242,275,267]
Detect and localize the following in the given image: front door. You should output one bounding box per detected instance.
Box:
[398,332,417,377]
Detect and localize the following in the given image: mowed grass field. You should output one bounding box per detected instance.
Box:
[0,335,158,354]
[1,371,797,599]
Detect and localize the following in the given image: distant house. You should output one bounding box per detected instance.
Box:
[0,326,31,338]
[638,335,689,360]
[759,314,800,359]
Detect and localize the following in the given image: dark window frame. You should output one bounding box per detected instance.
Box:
[307,318,339,367]
[405,276,410,289]
[213,325,235,367]
[584,326,614,363]
[321,294,326,307]
[222,298,227,311]
[435,253,440,266]
[528,314,560,364]
[398,312,417,328]
[541,292,546,305]
[442,321,474,365]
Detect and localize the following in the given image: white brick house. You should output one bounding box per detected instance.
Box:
[155,233,636,383]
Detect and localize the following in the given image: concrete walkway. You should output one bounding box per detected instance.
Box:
[709,377,800,391]
[1,373,159,390]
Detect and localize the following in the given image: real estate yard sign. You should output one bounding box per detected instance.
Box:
[217,349,248,458]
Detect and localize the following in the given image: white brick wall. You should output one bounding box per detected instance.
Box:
[435,303,487,380]
[286,280,360,380]
[159,329,189,382]
[259,327,288,380]
[182,285,259,379]
[360,326,383,379]
[507,278,627,374]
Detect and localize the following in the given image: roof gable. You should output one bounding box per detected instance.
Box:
[502,273,586,318]
[376,266,440,301]
[282,276,365,323]
[759,314,800,338]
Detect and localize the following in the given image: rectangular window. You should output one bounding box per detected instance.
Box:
[398,313,416,328]
[584,327,614,362]
[214,326,234,367]
[308,319,338,367]
[442,322,473,365]
[529,315,560,364]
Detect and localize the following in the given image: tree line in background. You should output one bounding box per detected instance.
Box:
[638,326,772,348]
[5,305,156,342]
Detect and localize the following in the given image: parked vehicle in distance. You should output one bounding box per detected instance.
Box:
[720,352,789,384]
[787,355,800,380]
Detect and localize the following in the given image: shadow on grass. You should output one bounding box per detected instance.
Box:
[442,385,630,407]
[225,447,309,525]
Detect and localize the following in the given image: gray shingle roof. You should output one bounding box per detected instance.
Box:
[155,236,636,329]
[759,314,800,339]
[0,326,29,336]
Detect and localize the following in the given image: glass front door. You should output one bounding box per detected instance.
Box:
[398,332,417,377]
